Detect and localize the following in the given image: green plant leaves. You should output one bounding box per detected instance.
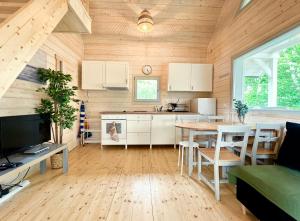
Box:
[233,99,249,117]
[35,68,79,143]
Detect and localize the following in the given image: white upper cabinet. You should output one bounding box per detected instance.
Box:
[191,64,213,92]
[168,63,191,91]
[104,62,129,88]
[82,60,105,90]
[168,63,213,92]
[81,61,129,90]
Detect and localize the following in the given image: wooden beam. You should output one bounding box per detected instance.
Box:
[0,0,68,98]
[54,0,92,33]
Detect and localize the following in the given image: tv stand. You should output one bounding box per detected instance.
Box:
[0,143,68,182]
[0,143,68,203]
[0,157,23,171]
[0,162,23,171]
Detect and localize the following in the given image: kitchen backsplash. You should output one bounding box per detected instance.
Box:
[82,88,211,118]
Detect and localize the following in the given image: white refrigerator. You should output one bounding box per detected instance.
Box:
[190,98,216,115]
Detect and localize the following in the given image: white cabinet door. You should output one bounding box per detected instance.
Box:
[168,63,191,91]
[151,115,176,144]
[82,61,105,90]
[127,133,151,145]
[127,120,151,133]
[191,64,213,92]
[104,62,129,87]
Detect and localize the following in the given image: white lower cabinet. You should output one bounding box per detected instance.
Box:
[123,114,201,147]
[126,115,151,146]
[127,120,151,133]
[151,115,176,145]
[127,133,150,145]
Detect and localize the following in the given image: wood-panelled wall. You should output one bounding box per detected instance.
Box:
[0,33,84,150]
[83,35,211,116]
[82,0,225,116]
[208,0,300,122]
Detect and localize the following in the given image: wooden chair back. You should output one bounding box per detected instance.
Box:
[252,123,285,157]
[215,125,251,165]
[177,115,208,123]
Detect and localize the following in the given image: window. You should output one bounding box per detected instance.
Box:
[240,0,252,10]
[233,26,300,111]
[134,76,160,102]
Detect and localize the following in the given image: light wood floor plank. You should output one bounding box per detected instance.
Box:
[0,145,256,221]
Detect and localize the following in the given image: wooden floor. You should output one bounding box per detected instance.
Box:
[0,145,257,221]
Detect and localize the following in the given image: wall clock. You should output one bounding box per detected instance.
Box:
[142,65,152,75]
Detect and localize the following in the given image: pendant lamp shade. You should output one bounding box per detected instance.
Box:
[137,9,153,33]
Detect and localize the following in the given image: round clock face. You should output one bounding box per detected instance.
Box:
[142,65,152,75]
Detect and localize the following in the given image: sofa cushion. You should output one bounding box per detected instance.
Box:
[229,165,300,220]
[277,122,300,171]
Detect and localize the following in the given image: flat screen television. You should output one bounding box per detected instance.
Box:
[0,114,51,159]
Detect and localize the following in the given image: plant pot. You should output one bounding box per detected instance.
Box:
[50,152,63,169]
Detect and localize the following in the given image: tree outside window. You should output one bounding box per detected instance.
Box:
[243,44,300,110]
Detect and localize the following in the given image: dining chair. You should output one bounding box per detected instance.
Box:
[178,141,199,175]
[194,115,225,148]
[208,115,225,123]
[176,115,208,146]
[247,123,284,165]
[201,115,225,147]
[197,125,251,201]
[176,115,206,175]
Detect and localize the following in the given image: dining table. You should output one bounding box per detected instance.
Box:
[175,121,256,176]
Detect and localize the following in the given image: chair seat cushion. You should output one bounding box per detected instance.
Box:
[277,122,300,171]
[179,141,199,148]
[229,165,300,220]
[200,148,240,163]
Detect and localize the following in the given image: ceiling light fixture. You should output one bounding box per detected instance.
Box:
[137,9,153,33]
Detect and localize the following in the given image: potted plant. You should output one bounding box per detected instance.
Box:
[35,68,78,169]
[233,99,249,124]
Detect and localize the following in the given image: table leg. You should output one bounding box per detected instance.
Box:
[63,148,69,174]
[188,130,194,176]
[40,159,47,174]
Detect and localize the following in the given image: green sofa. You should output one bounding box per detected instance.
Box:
[229,165,300,220]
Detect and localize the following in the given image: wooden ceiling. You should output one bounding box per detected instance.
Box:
[88,0,225,45]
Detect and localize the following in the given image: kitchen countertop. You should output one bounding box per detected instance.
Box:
[100,111,200,115]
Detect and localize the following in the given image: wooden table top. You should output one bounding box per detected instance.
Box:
[175,122,256,131]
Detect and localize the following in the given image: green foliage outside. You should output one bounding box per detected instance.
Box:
[277,44,300,109]
[244,44,300,110]
[244,74,268,108]
[136,79,158,100]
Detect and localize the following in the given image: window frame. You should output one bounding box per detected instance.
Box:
[232,25,300,112]
[134,76,160,102]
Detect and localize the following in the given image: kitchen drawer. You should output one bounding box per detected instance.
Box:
[127,133,150,145]
[127,120,151,133]
[126,114,152,121]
